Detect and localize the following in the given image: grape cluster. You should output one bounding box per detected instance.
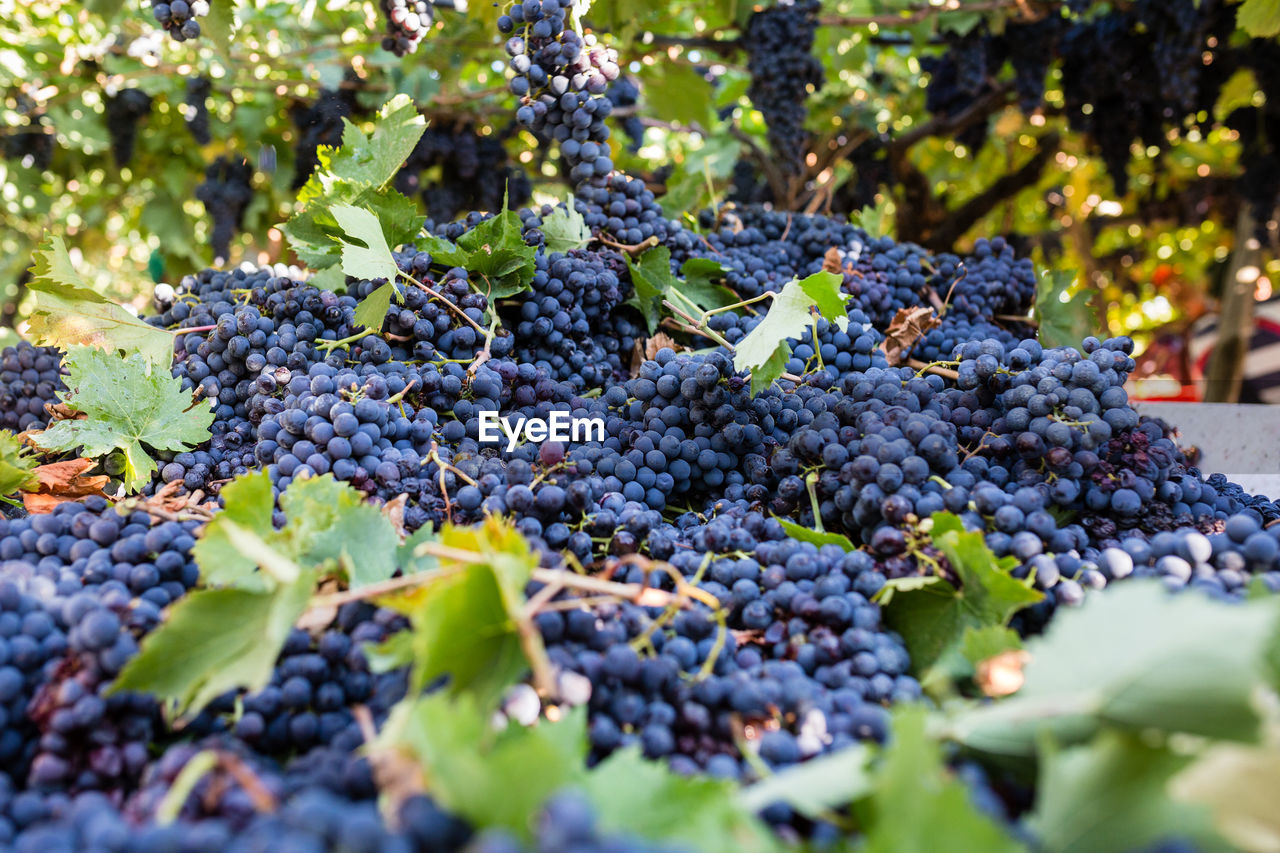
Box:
[289,86,358,189]
[195,155,255,262]
[605,76,645,153]
[184,76,213,145]
[380,0,436,55]
[149,0,211,41]
[0,498,201,791]
[499,0,619,176]
[3,97,54,172]
[743,0,824,177]
[922,0,1242,195]
[103,88,152,170]
[394,124,532,222]
[536,500,917,782]
[188,606,409,757]
[0,343,65,433]
[498,248,629,388]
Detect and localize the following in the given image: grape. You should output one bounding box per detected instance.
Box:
[183,76,213,145]
[103,89,152,169]
[195,156,254,263]
[743,1,823,176]
[147,0,211,41]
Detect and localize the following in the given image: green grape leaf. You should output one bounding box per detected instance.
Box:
[286,183,423,271]
[352,281,396,334]
[733,271,847,395]
[1035,268,1095,350]
[283,96,427,271]
[309,266,348,293]
[853,199,894,240]
[196,472,400,592]
[415,233,471,269]
[193,470,278,590]
[880,512,1041,677]
[373,516,543,710]
[1029,731,1220,853]
[26,235,174,367]
[0,431,37,498]
[377,692,588,837]
[585,748,782,853]
[110,577,314,719]
[32,346,213,492]
[1214,68,1261,122]
[1237,0,1280,37]
[863,707,1025,853]
[737,744,874,819]
[945,582,1280,757]
[319,94,427,189]
[331,203,399,283]
[625,246,677,333]
[677,257,739,312]
[455,198,538,299]
[776,518,856,552]
[281,475,398,588]
[541,196,591,253]
[202,0,238,46]
[960,624,1024,667]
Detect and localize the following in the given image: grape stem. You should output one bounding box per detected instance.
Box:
[907,358,960,380]
[596,234,661,256]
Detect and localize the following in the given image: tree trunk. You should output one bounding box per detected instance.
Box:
[1204,209,1260,403]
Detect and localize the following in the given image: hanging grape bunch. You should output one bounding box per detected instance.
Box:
[498,0,620,186]
[104,87,153,169]
[195,155,255,262]
[743,0,824,177]
[380,0,466,55]
[149,0,211,41]
[380,0,434,55]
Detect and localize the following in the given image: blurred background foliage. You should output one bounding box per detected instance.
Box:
[1,0,1276,356]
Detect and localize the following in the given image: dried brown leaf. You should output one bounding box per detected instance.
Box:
[297,577,342,635]
[629,338,646,378]
[644,332,679,361]
[382,493,409,541]
[883,306,940,366]
[822,246,843,274]
[975,649,1030,698]
[23,492,73,514]
[43,402,85,422]
[23,459,111,512]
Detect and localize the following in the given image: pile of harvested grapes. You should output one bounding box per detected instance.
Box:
[2,2,1279,851]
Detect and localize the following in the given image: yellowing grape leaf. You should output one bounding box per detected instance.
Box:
[26,235,174,367]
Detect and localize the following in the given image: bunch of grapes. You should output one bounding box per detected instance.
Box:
[743,0,824,177]
[148,0,211,41]
[194,155,255,262]
[289,86,358,189]
[3,96,54,171]
[183,76,212,145]
[498,0,620,184]
[103,89,152,169]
